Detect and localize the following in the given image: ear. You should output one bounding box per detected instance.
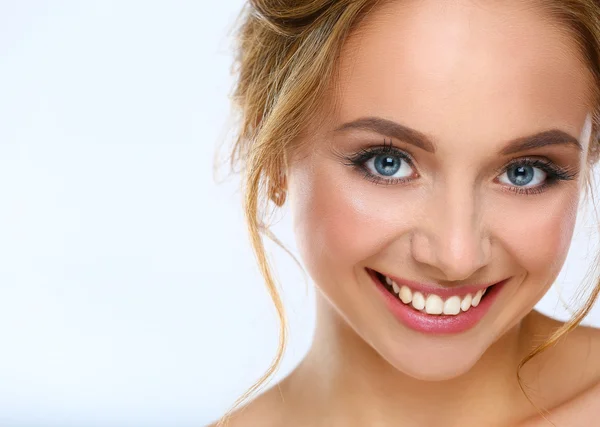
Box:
[268,155,288,207]
[269,174,287,207]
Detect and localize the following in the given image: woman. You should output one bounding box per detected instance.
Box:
[212,0,600,425]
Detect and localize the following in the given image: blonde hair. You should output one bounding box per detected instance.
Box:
[215,0,600,425]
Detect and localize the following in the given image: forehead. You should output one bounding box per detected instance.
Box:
[331,0,593,149]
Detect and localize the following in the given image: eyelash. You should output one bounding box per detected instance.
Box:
[342,138,579,196]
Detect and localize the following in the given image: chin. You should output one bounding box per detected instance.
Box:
[366,328,492,381]
[383,342,489,381]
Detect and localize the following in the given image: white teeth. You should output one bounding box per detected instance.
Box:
[382,275,490,316]
[425,295,444,315]
[443,296,461,315]
[472,290,483,307]
[399,285,412,304]
[461,294,472,311]
[412,292,425,310]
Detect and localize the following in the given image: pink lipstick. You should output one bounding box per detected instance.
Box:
[367,268,510,334]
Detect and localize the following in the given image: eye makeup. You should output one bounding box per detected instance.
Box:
[340,138,579,195]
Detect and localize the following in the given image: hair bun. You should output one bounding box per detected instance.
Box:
[249,0,335,35]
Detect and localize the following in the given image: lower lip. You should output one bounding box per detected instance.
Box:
[367,268,509,335]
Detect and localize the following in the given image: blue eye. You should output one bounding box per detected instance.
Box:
[342,139,578,194]
[366,154,413,178]
[500,164,544,187]
[344,140,416,185]
[495,159,578,195]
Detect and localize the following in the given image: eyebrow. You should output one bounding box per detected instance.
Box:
[333,116,582,155]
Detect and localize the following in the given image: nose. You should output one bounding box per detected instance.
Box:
[411,184,491,282]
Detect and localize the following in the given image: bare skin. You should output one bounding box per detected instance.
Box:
[217,311,600,426]
[212,1,600,425]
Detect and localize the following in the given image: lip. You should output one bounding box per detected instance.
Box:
[366,268,510,335]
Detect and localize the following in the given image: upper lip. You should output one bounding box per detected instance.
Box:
[370,268,509,298]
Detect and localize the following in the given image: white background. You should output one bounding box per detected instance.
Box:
[0,2,599,426]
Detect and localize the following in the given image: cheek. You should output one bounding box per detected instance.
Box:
[289,161,389,284]
[493,191,579,282]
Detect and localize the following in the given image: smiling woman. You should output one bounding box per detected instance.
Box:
[211,0,600,426]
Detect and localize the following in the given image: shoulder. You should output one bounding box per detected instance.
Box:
[535,313,600,385]
[520,371,600,427]
[205,385,289,427]
[557,319,600,382]
[519,312,600,426]
[573,323,600,392]
[527,310,600,366]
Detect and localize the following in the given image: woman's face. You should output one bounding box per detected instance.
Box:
[287,0,594,380]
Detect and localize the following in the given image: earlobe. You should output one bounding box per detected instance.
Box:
[269,183,287,206]
[269,153,289,207]
[269,169,287,207]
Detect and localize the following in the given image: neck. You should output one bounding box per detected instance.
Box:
[281,291,537,426]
